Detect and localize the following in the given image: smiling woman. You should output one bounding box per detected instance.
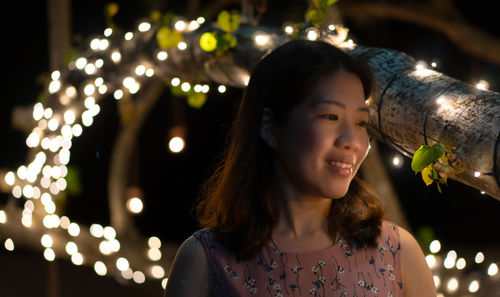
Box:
[164,40,436,297]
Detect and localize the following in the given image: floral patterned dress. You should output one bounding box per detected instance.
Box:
[193,220,403,297]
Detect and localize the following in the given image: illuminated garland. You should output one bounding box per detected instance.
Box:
[0,6,497,293]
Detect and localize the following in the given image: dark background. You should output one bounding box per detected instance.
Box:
[1,0,500,295]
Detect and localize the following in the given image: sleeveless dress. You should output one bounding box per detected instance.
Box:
[193,220,403,297]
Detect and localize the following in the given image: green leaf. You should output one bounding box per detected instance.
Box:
[217,10,239,33]
[187,92,207,108]
[222,33,237,48]
[324,0,339,7]
[411,143,445,173]
[156,26,183,49]
[200,32,218,52]
[305,8,326,25]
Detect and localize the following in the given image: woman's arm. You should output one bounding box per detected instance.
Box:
[399,227,437,297]
[164,235,216,297]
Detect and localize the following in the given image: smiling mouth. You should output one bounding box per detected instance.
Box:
[327,160,353,168]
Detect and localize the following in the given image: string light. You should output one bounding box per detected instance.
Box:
[169,136,185,153]
[476,79,489,90]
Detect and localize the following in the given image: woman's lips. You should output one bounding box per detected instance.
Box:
[326,160,353,177]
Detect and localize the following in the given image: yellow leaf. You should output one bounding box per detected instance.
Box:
[200,32,217,52]
[187,93,207,109]
[156,26,183,49]
[440,153,448,163]
[105,3,119,17]
[150,10,162,22]
[217,10,240,33]
[421,165,434,186]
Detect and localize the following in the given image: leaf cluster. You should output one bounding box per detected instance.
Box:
[199,10,239,53]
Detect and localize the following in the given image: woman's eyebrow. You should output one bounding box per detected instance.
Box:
[315,99,369,113]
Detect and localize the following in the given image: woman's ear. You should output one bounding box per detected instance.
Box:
[261,108,278,149]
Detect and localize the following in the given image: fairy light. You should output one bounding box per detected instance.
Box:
[124,32,134,40]
[41,234,53,248]
[151,265,165,279]
[433,275,440,289]
[90,224,104,238]
[174,20,187,31]
[114,89,124,100]
[133,271,146,284]
[12,186,22,198]
[94,261,107,276]
[476,79,489,90]
[488,263,498,276]
[127,197,144,214]
[0,210,6,224]
[99,240,112,255]
[75,57,87,70]
[44,248,56,261]
[284,25,294,35]
[456,258,466,270]
[71,252,84,265]
[65,241,78,255]
[468,280,480,293]
[111,50,121,63]
[162,278,168,289]
[103,226,116,240]
[446,277,459,292]
[157,51,168,61]
[135,65,146,76]
[138,22,151,32]
[253,32,270,48]
[474,171,482,177]
[429,240,441,253]
[197,16,205,24]
[218,85,226,93]
[104,28,113,37]
[110,239,121,252]
[306,28,319,41]
[475,252,485,263]
[116,257,129,271]
[171,77,180,87]
[5,171,15,185]
[181,82,191,92]
[68,222,80,237]
[148,236,161,249]
[148,248,162,261]
[95,59,104,68]
[33,103,44,120]
[169,136,185,153]
[392,154,403,168]
[425,255,437,269]
[122,268,133,280]
[177,41,187,50]
[5,238,14,251]
[188,20,200,31]
[43,108,53,119]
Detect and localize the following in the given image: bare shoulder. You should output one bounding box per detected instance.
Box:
[164,235,216,297]
[398,226,437,297]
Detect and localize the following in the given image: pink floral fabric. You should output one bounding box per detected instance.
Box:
[193,220,403,297]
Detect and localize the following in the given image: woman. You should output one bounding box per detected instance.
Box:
[164,40,436,297]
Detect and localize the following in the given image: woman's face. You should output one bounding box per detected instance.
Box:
[272,71,370,200]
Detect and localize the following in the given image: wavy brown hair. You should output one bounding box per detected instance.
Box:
[196,40,384,260]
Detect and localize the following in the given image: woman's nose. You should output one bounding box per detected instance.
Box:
[334,122,360,151]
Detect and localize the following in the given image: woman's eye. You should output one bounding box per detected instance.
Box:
[324,114,338,120]
[358,121,368,128]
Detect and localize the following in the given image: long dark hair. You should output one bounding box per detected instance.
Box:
[196,39,384,260]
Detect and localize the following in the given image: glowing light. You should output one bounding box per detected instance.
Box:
[94,261,107,276]
[425,255,437,269]
[60,216,70,229]
[23,185,34,198]
[138,22,151,32]
[148,248,162,261]
[145,69,154,77]
[66,241,78,255]
[103,226,116,240]
[171,77,180,87]
[188,20,200,31]
[75,57,87,69]
[306,28,319,41]
[135,65,146,76]
[416,60,428,71]
[104,28,113,37]
[44,108,53,119]
[44,248,56,261]
[116,257,129,271]
[157,51,168,61]
[254,32,270,47]
[84,63,96,75]
[48,80,61,94]
[41,234,53,248]
[43,214,60,229]
[148,236,161,249]
[72,124,83,137]
[68,222,80,237]
[201,84,210,93]
[0,210,6,223]
[110,239,121,252]
[90,224,104,238]
[475,252,485,263]
[71,253,83,265]
[474,171,481,177]
[284,25,294,35]
[476,79,489,90]
[444,256,455,269]
[169,136,185,153]
[122,268,133,279]
[151,265,165,279]
[468,280,480,293]
[197,17,205,24]
[51,71,61,80]
[33,103,44,120]
[111,50,121,63]
[174,20,187,31]
[5,238,14,251]
[13,186,22,198]
[114,89,124,100]
[433,275,440,289]
[429,240,441,253]
[181,82,191,92]
[218,85,226,93]
[124,32,134,40]
[431,61,437,68]
[392,154,403,168]
[4,171,15,185]
[162,278,168,289]
[447,278,459,293]
[99,240,112,255]
[127,197,144,214]
[488,263,498,276]
[177,41,187,50]
[133,271,146,284]
[63,110,75,125]
[456,258,466,270]
[82,111,94,127]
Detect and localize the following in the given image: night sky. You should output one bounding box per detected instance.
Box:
[2,0,500,260]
